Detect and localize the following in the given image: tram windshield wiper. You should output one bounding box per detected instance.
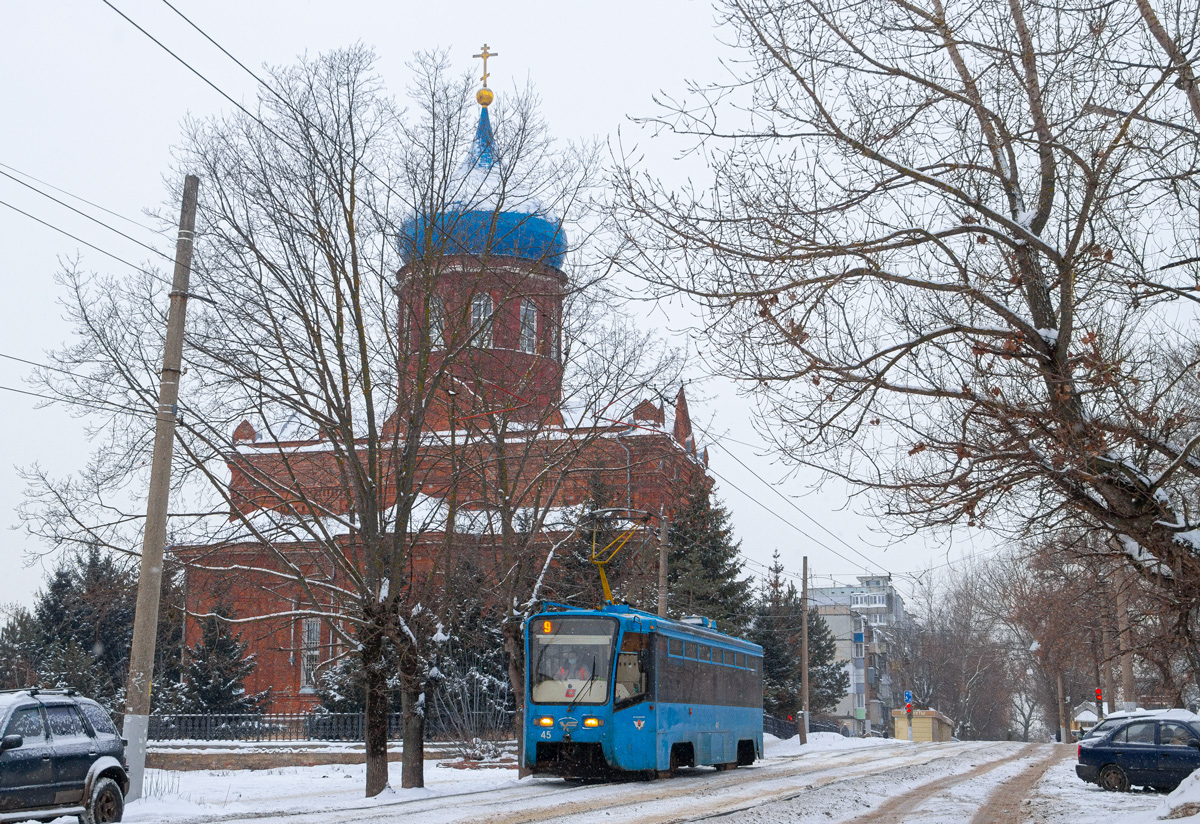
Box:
[566,655,598,713]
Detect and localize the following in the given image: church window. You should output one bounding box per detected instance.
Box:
[470,294,493,347]
[430,296,446,349]
[519,299,537,354]
[301,618,321,688]
[554,308,562,363]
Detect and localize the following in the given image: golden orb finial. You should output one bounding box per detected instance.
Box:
[473,44,498,107]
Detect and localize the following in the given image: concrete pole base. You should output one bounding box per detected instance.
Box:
[123,713,150,801]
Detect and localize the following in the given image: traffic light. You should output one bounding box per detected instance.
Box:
[905,702,913,716]
[1095,687,1103,702]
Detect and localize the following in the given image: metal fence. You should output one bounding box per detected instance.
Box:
[762,712,798,740]
[147,710,512,743]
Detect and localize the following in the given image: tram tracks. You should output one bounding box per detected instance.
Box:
[465,741,1006,824]
[165,740,1011,824]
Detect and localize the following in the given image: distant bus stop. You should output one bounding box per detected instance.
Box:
[892,709,954,742]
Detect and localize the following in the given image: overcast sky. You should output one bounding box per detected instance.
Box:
[0,0,996,612]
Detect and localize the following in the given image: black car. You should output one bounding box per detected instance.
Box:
[0,689,128,823]
[1076,712,1200,792]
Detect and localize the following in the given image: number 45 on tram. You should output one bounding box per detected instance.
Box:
[524,603,764,777]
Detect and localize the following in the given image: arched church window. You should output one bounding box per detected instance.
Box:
[470,293,493,347]
[430,296,446,349]
[429,295,448,350]
[519,299,537,354]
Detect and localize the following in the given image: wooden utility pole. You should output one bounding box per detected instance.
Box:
[657,515,669,618]
[123,174,199,801]
[799,555,809,745]
[1057,672,1068,743]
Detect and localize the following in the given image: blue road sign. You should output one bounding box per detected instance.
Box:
[904,690,913,703]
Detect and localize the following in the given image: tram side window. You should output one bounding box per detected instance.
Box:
[669,638,683,656]
[616,632,651,708]
[699,645,710,662]
[656,635,762,708]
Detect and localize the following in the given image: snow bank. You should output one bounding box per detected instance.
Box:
[1153,769,1200,821]
[123,761,526,823]
[763,731,905,758]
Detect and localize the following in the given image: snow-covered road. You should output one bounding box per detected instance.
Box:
[100,734,1180,823]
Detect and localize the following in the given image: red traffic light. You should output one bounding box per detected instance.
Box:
[1095,687,1103,702]
[905,702,913,714]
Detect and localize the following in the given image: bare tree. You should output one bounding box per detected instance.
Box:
[614,0,1200,611]
[895,566,1014,739]
[20,47,646,794]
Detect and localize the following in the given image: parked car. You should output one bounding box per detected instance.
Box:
[1076,709,1200,792]
[1079,709,1159,741]
[0,688,128,823]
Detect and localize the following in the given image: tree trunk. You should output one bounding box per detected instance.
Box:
[503,621,530,778]
[1100,619,1118,716]
[363,638,390,797]
[1116,572,1137,708]
[400,685,425,788]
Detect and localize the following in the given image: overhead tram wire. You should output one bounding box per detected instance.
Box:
[0,168,173,263]
[690,418,893,575]
[99,0,417,216]
[701,460,874,575]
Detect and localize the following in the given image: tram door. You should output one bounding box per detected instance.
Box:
[611,630,655,770]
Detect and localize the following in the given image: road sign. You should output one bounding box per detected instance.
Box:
[904,690,912,703]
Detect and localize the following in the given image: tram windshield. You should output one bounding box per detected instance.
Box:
[529,616,617,705]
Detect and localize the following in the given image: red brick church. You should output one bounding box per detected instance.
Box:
[175,77,711,712]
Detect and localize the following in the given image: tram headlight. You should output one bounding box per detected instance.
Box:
[536,716,555,727]
[583,717,603,728]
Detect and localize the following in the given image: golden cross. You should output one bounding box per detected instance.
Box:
[473,44,498,88]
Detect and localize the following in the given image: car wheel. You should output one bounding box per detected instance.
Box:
[1099,765,1131,792]
[81,777,124,824]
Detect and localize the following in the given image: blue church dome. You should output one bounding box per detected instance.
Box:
[399,106,568,270]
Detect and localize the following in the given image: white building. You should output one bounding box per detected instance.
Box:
[812,575,905,735]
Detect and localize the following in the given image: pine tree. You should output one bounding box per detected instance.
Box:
[750,552,849,717]
[181,611,266,714]
[0,608,42,690]
[666,481,754,634]
[0,544,182,710]
[546,473,656,609]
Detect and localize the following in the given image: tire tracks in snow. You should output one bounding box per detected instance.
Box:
[966,744,1073,824]
[841,743,1039,824]
[467,741,998,824]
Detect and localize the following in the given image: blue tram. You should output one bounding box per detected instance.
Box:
[523,603,764,777]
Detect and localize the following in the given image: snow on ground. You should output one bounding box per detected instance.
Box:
[764,731,906,757]
[1122,768,1200,823]
[122,761,527,823]
[727,741,1031,824]
[1025,754,1163,824]
[110,732,899,823]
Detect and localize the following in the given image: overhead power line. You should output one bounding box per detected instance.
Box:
[100,0,428,219]
[709,437,892,574]
[686,415,891,575]
[0,161,167,236]
[0,168,173,262]
[0,197,153,273]
[0,381,156,419]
